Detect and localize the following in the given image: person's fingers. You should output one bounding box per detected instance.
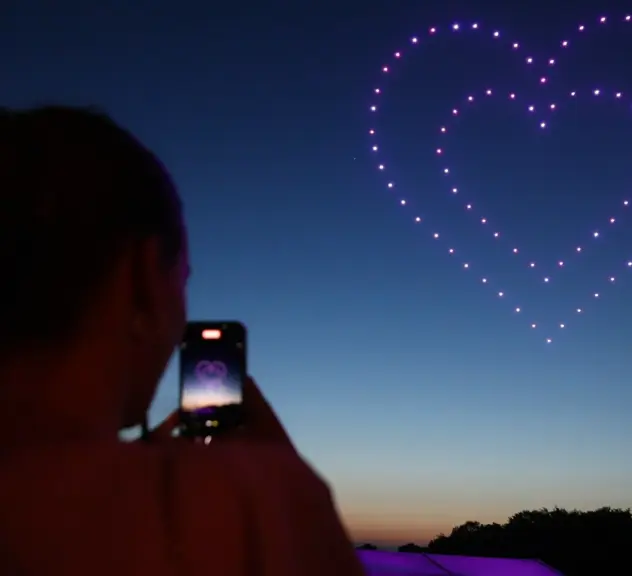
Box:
[241,376,293,446]
[146,410,180,441]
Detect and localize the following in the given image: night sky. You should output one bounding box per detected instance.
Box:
[3,0,631,546]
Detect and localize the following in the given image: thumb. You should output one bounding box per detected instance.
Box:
[144,410,180,442]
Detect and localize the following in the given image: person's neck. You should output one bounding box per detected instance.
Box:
[0,339,127,448]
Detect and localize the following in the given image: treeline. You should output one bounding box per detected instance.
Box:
[356,507,632,576]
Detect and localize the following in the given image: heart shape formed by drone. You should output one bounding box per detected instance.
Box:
[367,14,632,343]
[195,360,228,383]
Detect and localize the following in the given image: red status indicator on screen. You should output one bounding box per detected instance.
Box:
[202,329,222,340]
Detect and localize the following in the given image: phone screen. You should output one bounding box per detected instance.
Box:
[179,322,246,439]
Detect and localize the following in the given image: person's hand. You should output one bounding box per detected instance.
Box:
[142,376,294,447]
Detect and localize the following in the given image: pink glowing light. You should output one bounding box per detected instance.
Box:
[366,18,632,343]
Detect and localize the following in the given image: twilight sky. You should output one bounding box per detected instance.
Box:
[2,0,631,546]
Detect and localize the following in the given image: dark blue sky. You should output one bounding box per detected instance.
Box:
[3,0,631,545]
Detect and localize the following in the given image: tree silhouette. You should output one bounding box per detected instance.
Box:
[397,542,428,553]
[426,507,632,576]
[358,507,632,576]
[356,543,377,550]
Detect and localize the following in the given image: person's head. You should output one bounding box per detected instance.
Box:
[0,105,189,430]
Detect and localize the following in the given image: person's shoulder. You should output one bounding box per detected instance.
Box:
[150,440,331,501]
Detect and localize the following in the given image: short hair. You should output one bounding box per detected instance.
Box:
[0,105,183,357]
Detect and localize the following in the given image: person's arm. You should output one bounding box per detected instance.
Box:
[148,377,366,576]
[291,464,366,576]
[161,442,365,576]
[229,443,366,576]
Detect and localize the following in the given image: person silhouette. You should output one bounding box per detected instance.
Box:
[0,106,366,576]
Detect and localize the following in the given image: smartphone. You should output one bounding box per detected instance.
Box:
[179,321,246,441]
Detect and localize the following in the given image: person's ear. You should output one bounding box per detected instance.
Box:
[129,237,165,340]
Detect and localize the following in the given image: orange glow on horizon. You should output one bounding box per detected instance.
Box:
[342,513,451,547]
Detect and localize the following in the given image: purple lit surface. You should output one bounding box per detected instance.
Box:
[358,550,565,576]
